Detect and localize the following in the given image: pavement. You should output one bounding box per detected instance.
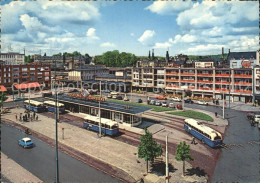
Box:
[1,152,42,183]
[2,107,207,183]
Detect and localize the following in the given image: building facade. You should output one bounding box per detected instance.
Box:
[0,63,51,89]
[0,52,25,65]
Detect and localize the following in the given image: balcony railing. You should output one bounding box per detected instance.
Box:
[216,88,230,92]
[166,79,179,82]
[234,74,252,78]
[197,80,213,83]
[197,73,213,76]
[198,87,213,90]
[188,86,195,89]
[166,85,179,88]
[234,90,252,94]
[215,81,230,84]
[234,82,252,86]
[181,80,195,82]
[181,73,195,76]
[166,73,179,75]
[215,74,231,77]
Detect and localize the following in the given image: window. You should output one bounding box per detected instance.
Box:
[232,62,237,66]
[22,68,28,71]
[38,72,42,75]
[30,67,35,71]
[13,67,19,71]
[30,72,35,76]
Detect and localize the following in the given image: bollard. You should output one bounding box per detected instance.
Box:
[62,128,64,140]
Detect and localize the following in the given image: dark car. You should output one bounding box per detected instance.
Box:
[137,99,142,103]
[116,95,123,100]
[184,99,194,104]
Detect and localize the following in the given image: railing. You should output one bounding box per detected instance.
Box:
[234,82,252,86]
[181,73,195,76]
[197,80,213,83]
[215,88,230,92]
[197,73,213,76]
[215,81,230,84]
[166,73,179,75]
[215,74,231,77]
[166,85,179,88]
[234,90,252,94]
[181,80,195,82]
[166,79,179,82]
[198,87,213,90]
[234,74,252,78]
[188,86,195,89]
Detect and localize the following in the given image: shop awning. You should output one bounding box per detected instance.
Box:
[0,85,7,92]
[14,82,41,90]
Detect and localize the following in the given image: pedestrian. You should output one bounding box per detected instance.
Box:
[33,112,36,118]
[15,114,17,121]
[36,115,38,121]
[215,112,218,117]
[31,116,33,122]
[16,104,18,108]
[191,137,196,144]
[19,115,22,121]
[251,119,255,127]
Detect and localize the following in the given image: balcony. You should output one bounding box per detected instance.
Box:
[166,72,179,76]
[198,87,213,91]
[181,73,195,76]
[234,82,252,86]
[234,74,252,78]
[215,81,230,84]
[216,88,230,92]
[215,74,231,77]
[197,73,213,77]
[188,86,195,89]
[234,90,252,94]
[197,80,213,84]
[166,79,179,82]
[166,85,179,88]
[181,80,195,83]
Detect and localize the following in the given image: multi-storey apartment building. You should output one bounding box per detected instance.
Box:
[0,63,51,90]
[132,65,260,103]
[0,52,25,65]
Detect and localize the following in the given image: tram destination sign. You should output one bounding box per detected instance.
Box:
[68,93,106,102]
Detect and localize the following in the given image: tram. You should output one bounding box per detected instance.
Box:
[23,100,45,113]
[184,118,223,148]
[43,100,65,113]
[83,114,119,136]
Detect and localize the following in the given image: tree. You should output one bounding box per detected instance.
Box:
[138,129,162,173]
[0,92,7,113]
[175,141,194,176]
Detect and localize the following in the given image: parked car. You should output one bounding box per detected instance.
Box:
[197,100,208,105]
[247,112,256,120]
[14,97,25,102]
[149,100,155,105]
[112,95,117,99]
[172,97,182,102]
[169,103,175,108]
[254,115,260,123]
[176,104,183,110]
[104,89,111,93]
[156,96,167,100]
[18,137,33,148]
[155,101,161,106]
[116,95,123,100]
[107,94,112,98]
[137,99,142,103]
[123,95,129,101]
[184,99,194,104]
[162,102,168,107]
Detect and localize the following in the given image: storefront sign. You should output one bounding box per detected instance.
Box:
[68,93,105,102]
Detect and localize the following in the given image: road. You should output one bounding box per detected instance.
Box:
[1,123,122,183]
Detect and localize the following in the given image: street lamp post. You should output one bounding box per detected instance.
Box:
[99,80,102,137]
[222,92,225,119]
[165,135,169,183]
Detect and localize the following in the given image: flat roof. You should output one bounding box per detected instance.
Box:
[45,95,150,115]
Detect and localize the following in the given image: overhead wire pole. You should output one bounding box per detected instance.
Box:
[222,92,225,119]
[165,135,169,183]
[99,80,102,137]
[54,59,60,183]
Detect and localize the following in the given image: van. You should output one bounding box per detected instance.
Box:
[254,115,260,123]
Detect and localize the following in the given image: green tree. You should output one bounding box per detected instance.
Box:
[0,92,7,112]
[175,141,194,176]
[138,129,162,173]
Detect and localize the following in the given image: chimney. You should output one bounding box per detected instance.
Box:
[166,51,169,63]
[222,47,224,58]
[228,49,230,54]
[148,50,151,60]
[152,49,154,60]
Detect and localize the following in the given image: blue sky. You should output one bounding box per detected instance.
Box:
[1,1,259,57]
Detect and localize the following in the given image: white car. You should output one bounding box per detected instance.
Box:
[172,97,182,102]
[162,102,168,107]
[197,100,208,105]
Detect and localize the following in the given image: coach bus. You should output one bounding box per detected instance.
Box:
[43,100,65,114]
[83,114,119,136]
[24,100,45,113]
[184,118,223,148]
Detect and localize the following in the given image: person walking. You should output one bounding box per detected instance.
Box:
[36,115,38,121]
[191,137,196,144]
[215,112,218,117]
[15,114,17,121]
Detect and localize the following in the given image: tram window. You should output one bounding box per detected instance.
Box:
[111,125,117,129]
[105,124,109,129]
[214,136,221,140]
[101,123,105,127]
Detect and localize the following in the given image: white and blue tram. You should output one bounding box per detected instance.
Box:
[184,118,223,148]
[24,100,46,113]
[83,114,119,136]
[43,100,65,114]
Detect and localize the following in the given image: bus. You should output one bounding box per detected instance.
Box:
[43,100,65,114]
[83,114,119,136]
[24,100,45,113]
[184,118,222,148]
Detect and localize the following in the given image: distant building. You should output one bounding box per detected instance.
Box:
[0,52,25,65]
[228,50,259,68]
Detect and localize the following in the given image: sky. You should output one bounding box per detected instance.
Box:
[1,0,259,57]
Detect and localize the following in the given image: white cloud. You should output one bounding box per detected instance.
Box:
[86,28,99,40]
[130,33,135,37]
[145,1,193,15]
[100,42,115,48]
[138,30,155,46]
[153,42,172,49]
[172,34,197,44]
